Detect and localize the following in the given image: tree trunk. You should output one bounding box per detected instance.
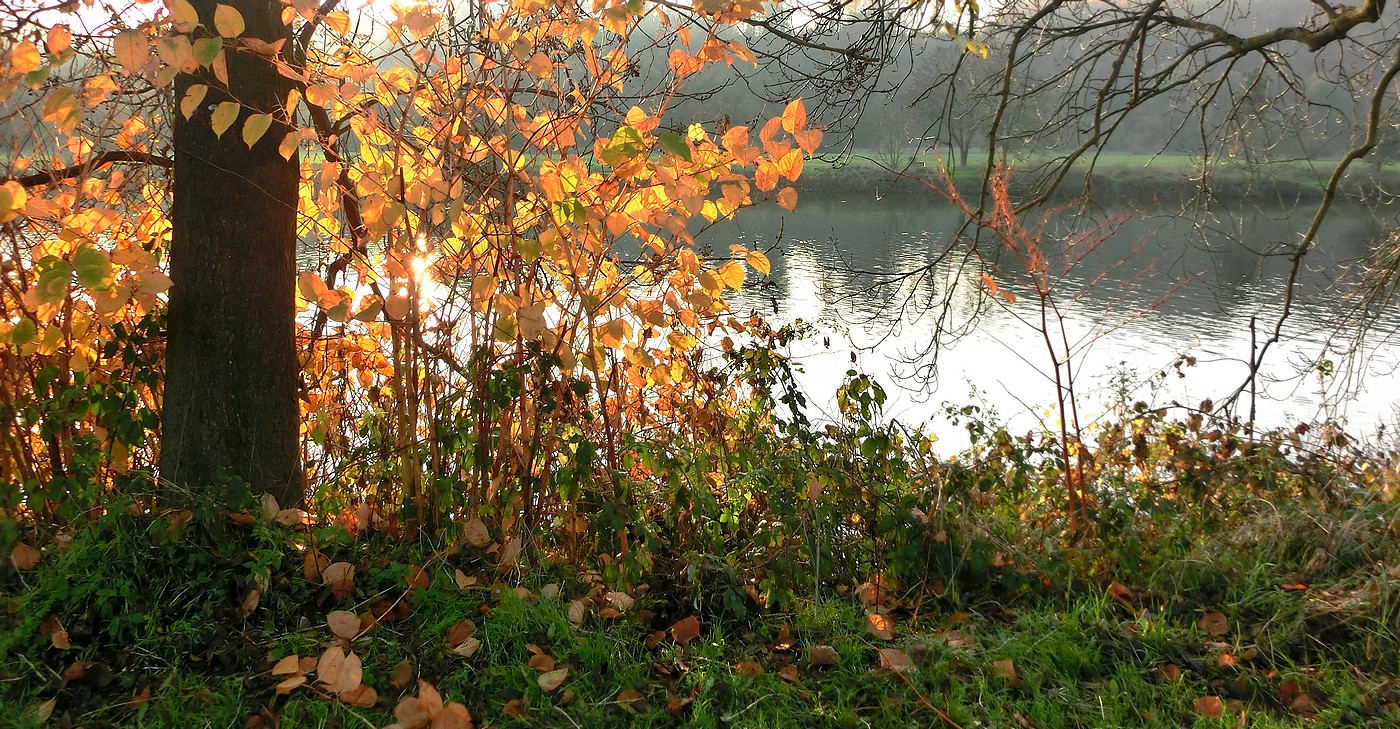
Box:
[161,0,303,506]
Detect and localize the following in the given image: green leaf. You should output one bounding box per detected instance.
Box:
[658,133,691,162]
[73,244,114,291]
[242,113,273,148]
[210,101,240,138]
[192,37,221,67]
[599,126,646,167]
[36,259,72,306]
[9,318,36,346]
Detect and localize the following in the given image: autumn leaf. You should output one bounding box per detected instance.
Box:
[992,658,1020,688]
[446,619,476,647]
[781,98,807,133]
[390,659,415,689]
[537,667,569,692]
[865,612,896,640]
[877,648,915,674]
[209,101,240,139]
[734,661,764,678]
[776,186,798,212]
[1198,611,1229,637]
[1194,696,1224,718]
[670,615,700,645]
[9,542,40,570]
[809,645,840,666]
[326,611,360,640]
[462,517,492,548]
[113,31,149,75]
[317,646,363,694]
[214,4,245,37]
[242,113,273,148]
[270,654,301,676]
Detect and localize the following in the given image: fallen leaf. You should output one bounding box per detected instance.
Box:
[1161,663,1182,682]
[938,630,977,649]
[1278,679,1301,703]
[605,591,634,611]
[322,561,355,585]
[617,687,644,710]
[303,550,329,581]
[463,517,492,548]
[239,589,260,617]
[404,564,430,590]
[24,699,55,724]
[451,637,481,658]
[540,583,560,600]
[317,647,362,694]
[390,659,415,689]
[865,612,896,640]
[993,658,1020,688]
[778,665,799,682]
[1198,612,1229,637]
[496,537,521,572]
[446,619,476,646]
[665,689,697,716]
[670,616,700,645]
[271,655,301,676]
[1194,696,1224,718]
[339,683,378,708]
[567,600,587,624]
[394,696,432,728]
[327,611,360,640]
[528,653,556,672]
[734,661,764,678]
[878,648,916,674]
[275,674,307,695]
[809,645,840,666]
[538,667,569,692]
[503,698,527,717]
[436,702,474,728]
[453,569,478,590]
[50,626,71,650]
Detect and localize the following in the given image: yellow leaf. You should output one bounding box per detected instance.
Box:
[214,4,245,37]
[781,97,806,133]
[209,101,240,138]
[324,11,350,34]
[165,0,200,33]
[113,31,149,75]
[278,131,299,160]
[776,187,798,212]
[46,26,72,55]
[0,181,28,223]
[305,83,336,106]
[744,250,771,275]
[776,148,804,181]
[10,41,41,74]
[179,84,207,120]
[717,260,745,289]
[242,113,273,148]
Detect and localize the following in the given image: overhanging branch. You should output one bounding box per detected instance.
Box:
[7,151,173,189]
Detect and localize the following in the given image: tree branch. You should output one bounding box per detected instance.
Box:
[7,151,173,189]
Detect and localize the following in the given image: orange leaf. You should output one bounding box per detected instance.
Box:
[339,683,377,708]
[865,612,896,640]
[1194,696,1224,718]
[781,98,807,134]
[9,543,40,570]
[993,658,1020,687]
[670,616,700,645]
[1198,612,1229,637]
[776,187,798,212]
[734,661,764,678]
[745,250,771,275]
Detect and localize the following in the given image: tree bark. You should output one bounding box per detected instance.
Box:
[161,0,303,506]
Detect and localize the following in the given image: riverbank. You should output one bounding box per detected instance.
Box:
[3,406,1397,728]
[798,152,1400,204]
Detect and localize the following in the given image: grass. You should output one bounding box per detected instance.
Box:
[2,485,1396,728]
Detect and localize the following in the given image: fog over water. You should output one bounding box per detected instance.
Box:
[712,194,1400,449]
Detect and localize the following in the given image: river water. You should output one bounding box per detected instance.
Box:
[711,194,1400,448]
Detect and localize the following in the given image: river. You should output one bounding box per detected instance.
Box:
[712,194,1400,449]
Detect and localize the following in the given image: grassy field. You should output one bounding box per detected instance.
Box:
[797,151,1400,203]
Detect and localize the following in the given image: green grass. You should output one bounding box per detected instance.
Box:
[3,493,1397,728]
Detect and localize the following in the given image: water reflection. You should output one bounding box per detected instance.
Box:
[714,195,1400,448]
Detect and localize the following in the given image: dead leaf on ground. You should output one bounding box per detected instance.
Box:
[878,648,916,674]
[271,655,301,676]
[9,542,40,570]
[321,561,354,585]
[993,658,1020,688]
[528,653,556,672]
[453,569,479,590]
[1198,611,1229,637]
[938,630,977,649]
[810,645,840,666]
[865,612,896,640]
[605,591,634,611]
[327,611,360,640]
[339,683,377,708]
[665,689,697,716]
[778,665,800,682]
[390,659,415,689]
[670,615,700,645]
[567,600,587,624]
[463,517,492,549]
[404,564,430,590]
[303,549,329,581]
[617,687,644,711]
[734,661,764,678]
[503,698,527,717]
[451,637,481,658]
[1161,663,1182,682]
[276,674,309,696]
[496,537,521,572]
[1194,696,1224,718]
[239,589,260,617]
[537,667,569,692]
[317,647,362,694]
[446,619,476,646]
